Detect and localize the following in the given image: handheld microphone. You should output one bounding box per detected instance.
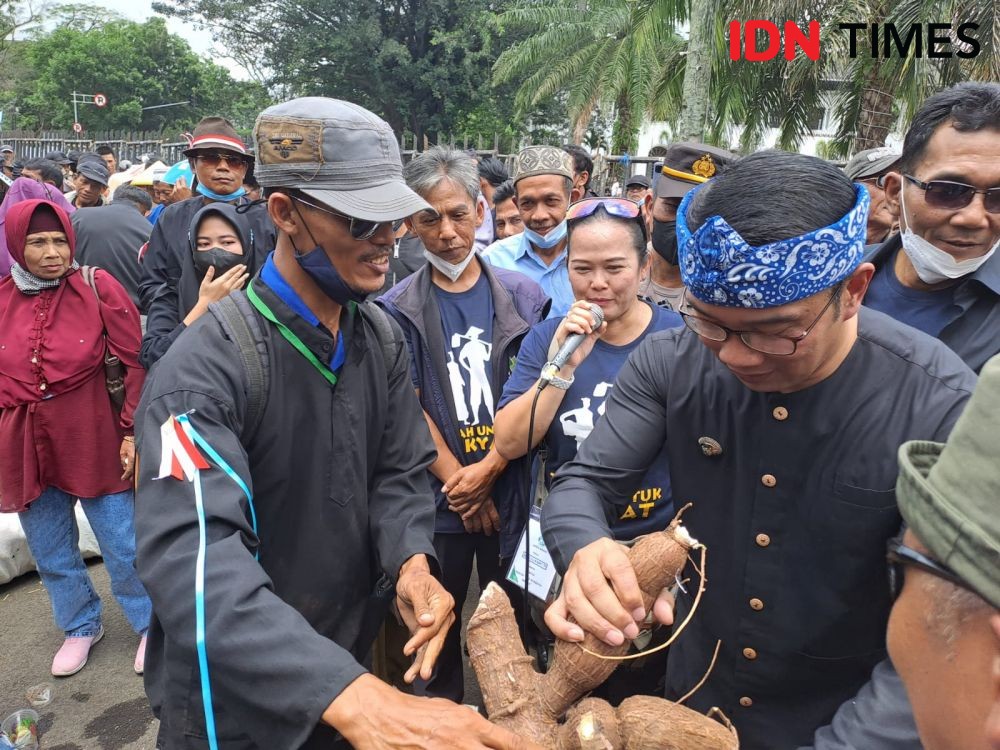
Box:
[540,303,605,382]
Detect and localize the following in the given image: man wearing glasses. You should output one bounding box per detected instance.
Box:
[843,146,901,245]
[137,116,276,324]
[539,149,977,749]
[865,82,1000,374]
[134,98,537,750]
[888,354,1000,750]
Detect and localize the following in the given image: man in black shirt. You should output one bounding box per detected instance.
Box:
[135,97,535,750]
[541,150,976,750]
[865,82,1000,374]
[72,185,152,307]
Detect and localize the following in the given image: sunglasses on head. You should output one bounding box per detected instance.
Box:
[886,539,978,602]
[194,152,249,168]
[566,198,648,242]
[290,192,403,241]
[905,174,1000,214]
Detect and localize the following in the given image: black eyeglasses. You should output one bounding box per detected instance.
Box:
[905,174,1000,214]
[677,282,843,356]
[566,197,648,243]
[886,539,977,601]
[291,193,403,241]
[194,152,250,168]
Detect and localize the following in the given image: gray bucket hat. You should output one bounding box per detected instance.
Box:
[252,97,430,222]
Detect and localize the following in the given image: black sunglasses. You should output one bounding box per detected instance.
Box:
[904,174,1000,214]
[291,193,403,241]
[886,539,977,601]
[194,152,250,168]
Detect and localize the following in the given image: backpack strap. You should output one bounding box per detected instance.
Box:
[358,301,399,374]
[210,295,270,440]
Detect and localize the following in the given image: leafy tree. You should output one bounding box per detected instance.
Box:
[154,0,542,145]
[12,15,270,133]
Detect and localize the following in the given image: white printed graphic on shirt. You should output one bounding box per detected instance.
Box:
[448,326,494,426]
[559,382,612,447]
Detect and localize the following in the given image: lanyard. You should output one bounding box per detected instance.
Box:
[246,280,339,387]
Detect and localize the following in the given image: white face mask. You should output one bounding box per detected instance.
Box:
[899,188,999,284]
[423,247,477,282]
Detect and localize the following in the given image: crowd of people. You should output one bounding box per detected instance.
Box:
[0,81,997,750]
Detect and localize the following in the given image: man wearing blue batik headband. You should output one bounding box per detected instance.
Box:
[539,150,978,750]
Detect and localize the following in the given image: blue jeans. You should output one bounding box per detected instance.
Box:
[18,487,152,638]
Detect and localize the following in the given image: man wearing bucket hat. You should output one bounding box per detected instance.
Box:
[639,142,736,311]
[538,149,978,749]
[134,97,538,750]
[843,146,901,245]
[888,353,1000,750]
[136,116,275,349]
[482,145,581,317]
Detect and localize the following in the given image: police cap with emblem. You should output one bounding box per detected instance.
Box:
[655,142,737,198]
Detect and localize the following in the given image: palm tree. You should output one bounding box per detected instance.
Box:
[706,0,1000,154]
[491,0,687,153]
[495,0,998,156]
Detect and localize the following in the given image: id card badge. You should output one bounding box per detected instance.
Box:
[506,506,559,603]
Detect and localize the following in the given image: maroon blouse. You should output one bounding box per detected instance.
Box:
[0,202,145,512]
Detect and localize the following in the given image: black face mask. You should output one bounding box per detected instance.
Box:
[650,219,679,265]
[193,247,245,278]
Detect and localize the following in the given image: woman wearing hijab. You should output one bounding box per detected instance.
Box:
[0,199,152,677]
[0,176,76,277]
[140,202,252,368]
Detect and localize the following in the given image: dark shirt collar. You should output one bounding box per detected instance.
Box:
[865,233,1000,297]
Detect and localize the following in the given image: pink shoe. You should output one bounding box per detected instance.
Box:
[134,634,147,675]
[51,626,104,677]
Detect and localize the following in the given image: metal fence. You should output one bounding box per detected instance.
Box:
[1,129,658,193]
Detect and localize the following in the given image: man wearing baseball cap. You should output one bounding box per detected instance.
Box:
[843,146,901,245]
[138,116,276,366]
[624,173,651,202]
[889,353,1000,750]
[135,97,538,750]
[482,144,581,317]
[640,142,736,311]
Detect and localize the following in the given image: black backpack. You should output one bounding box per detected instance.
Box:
[209,293,399,439]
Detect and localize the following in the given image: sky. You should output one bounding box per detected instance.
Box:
[60,0,252,81]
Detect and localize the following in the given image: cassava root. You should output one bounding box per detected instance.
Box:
[467,510,738,748]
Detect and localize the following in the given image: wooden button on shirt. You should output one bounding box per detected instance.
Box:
[761,473,777,487]
[743,647,758,660]
[749,598,764,610]
[772,406,788,420]
[755,533,771,547]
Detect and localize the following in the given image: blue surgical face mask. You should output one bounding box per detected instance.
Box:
[291,204,368,306]
[196,182,247,202]
[522,220,568,250]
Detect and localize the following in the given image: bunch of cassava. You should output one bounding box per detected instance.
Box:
[467,512,739,749]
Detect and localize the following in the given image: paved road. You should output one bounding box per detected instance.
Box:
[0,561,484,748]
[0,561,157,749]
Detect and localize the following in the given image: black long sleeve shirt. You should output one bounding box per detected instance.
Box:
[135,278,437,749]
[543,307,976,750]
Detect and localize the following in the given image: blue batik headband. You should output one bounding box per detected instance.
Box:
[677,182,870,308]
